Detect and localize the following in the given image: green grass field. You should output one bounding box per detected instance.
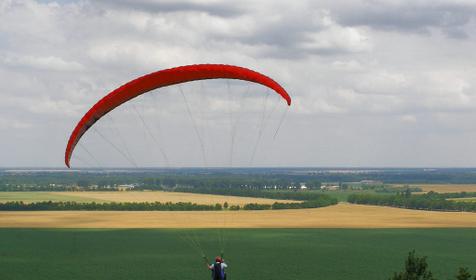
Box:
[0,229,475,280]
[0,192,105,203]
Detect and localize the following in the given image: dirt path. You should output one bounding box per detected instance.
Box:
[1,203,475,228]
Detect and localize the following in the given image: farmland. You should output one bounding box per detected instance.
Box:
[0,191,295,206]
[1,203,476,228]
[0,228,475,280]
[0,192,106,203]
[2,171,476,279]
[449,197,476,202]
[408,184,476,193]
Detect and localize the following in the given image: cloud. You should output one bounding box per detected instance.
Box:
[298,24,372,55]
[95,0,245,17]
[0,117,32,130]
[332,0,476,38]
[400,114,417,123]
[1,53,83,71]
[2,0,476,167]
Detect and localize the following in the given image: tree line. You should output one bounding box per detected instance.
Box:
[242,196,338,210]
[0,201,222,211]
[7,169,476,191]
[170,187,332,201]
[390,250,476,280]
[347,191,476,212]
[0,173,322,191]
[0,195,337,211]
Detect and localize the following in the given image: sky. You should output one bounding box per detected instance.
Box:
[1,0,476,168]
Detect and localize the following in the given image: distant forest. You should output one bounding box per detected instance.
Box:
[0,194,337,211]
[3,168,476,192]
[348,191,476,212]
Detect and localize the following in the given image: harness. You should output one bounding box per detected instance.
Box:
[212,263,225,280]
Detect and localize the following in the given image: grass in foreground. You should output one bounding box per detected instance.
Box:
[0,229,475,280]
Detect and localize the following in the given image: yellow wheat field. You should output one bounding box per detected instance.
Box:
[448,197,476,202]
[411,184,476,193]
[1,203,475,228]
[48,191,296,206]
[0,191,296,206]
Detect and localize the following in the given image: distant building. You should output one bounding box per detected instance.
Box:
[320,184,340,191]
[359,180,383,185]
[117,184,135,191]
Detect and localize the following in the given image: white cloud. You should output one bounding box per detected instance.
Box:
[300,25,372,54]
[0,117,32,129]
[331,60,363,72]
[1,53,83,71]
[2,0,476,167]
[400,114,417,123]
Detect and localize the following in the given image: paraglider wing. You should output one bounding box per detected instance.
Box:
[65,64,291,168]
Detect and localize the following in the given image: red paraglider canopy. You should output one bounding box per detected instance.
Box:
[65,64,291,168]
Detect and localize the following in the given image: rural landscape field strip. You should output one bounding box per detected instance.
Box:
[449,197,476,202]
[1,203,476,228]
[0,192,106,203]
[0,191,297,205]
[412,184,476,193]
[0,228,475,280]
